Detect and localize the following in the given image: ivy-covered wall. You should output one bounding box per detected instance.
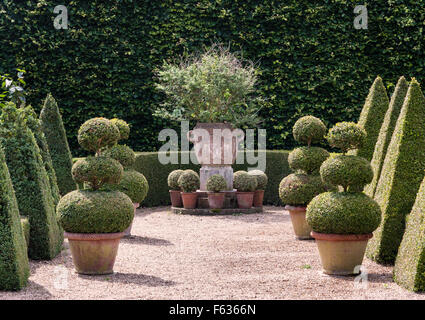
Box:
[1,1,424,155]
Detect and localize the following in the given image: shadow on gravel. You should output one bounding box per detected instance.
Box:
[79,272,177,287]
[121,235,173,246]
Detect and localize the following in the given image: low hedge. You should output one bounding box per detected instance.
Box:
[133,150,291,207]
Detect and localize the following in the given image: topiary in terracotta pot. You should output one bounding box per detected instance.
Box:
[234,172,257,208]
[168,170,184,207]
[206,174,227,209]
[248,170,268,207]
[57,118,134,275]
[178,170,200,209]
[306,122,381,276]
[279,116,332,240]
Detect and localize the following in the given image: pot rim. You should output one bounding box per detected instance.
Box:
[207,191,226,195]
[64,232,125,241]
[181,192,198,195]
[311,231,373,241]
[169,189,181,193]
[284,205,306,212]
[236,191,255,194]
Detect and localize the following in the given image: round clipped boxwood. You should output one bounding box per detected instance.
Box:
[78,118,120,152]
[58,190,134,233]
[326,122,366,153]
[306,192,381,234]
[234,172,257,192]
[107,170,149,204]
[279,173,330,206]
[168,169,184,190]
[178,170,200,193]
[288,147,330,174]
[72,156,123,189]
[206,174,227,193]
[233,170,247,178]
[103,144,136,168]
[110,118,130,141]
[320,155,373,191]
[248,170,268,190]
[293,116,327,146]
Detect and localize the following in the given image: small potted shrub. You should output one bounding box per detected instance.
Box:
[178,170,200,209]
[57,118,134,275]
[279,116,332,239]
[234,172,257,208]
[306,122,382,275]
[168,170,184,207]
[206,174,227,209]
[248,170,268,207]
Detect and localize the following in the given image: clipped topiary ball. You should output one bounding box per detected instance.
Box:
[279,173,332,206]
[206,174,227,193]
[78,117,120,152]
[167,169,184,190]
[110,118,130,141]
[106,170,149,204]
[234,172,257,192]
[58,190,134,233]
[320,155,373,191]
[293,116,327,146]
[72,156,123,189]
[103,144,136,168]
[178,170,200,193]
[326,122,366,153]
[248,170,268,190]
[288,147,330,174]
[306,192,381,234]
[233,170,247,178]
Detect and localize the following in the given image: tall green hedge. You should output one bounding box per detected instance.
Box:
[133,150,291,207]
[1,1,425,155]
[366,79,425,265]
[0,146,30,291]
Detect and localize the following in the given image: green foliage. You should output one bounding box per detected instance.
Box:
[367,78,425,264]
[110,118,130,141]
[365,76,409,197]
[39,93,76,195]
[167,169,184,190]
[0,102,63,260]
[326,122,366,153]
[352,76,390,161]
[0,146,30,291]
[288,147,330,175]
[248,170,268,190]
[234,171,257,192]
[102,144,136,169]
[78,118,120,153]
[178,169,200,193]
[306,192,381,234]
[292,116,327,146]
[58,190,134,233]
[206,174,227,193]
[104,170,149,204]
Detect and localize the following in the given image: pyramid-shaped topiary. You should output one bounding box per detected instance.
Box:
[365,76,408,197]
[352,76,389,161]
[366,78,425,264]
[0,102,63,260]
[0,146,30,290]
[40,94,76,195]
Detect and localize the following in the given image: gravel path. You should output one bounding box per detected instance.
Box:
[0,206,423,300]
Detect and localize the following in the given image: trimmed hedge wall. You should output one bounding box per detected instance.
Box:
[133,150,291,207]
[2,1,425,155]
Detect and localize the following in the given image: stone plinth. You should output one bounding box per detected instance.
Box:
[171,207,263,216]
[200,165,233,191]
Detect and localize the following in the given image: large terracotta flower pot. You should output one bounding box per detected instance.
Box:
[311,231,373,276]
[236,192,254,209]
[181,192,198,209]
[253,189,265,207]
[124,203,139,237]
[169,190,182,207]
[65,232,125,275]
[207,192,225,209]
[285,205,312,240]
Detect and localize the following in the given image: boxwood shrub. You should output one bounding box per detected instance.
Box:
[234,172,257,192]
[279,174,330,206]
[288,146,330,175]
[102,144,136,169]
[105,170,149,204]
[206,174,227,193]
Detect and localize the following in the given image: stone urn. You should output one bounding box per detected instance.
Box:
[187,123,244,191]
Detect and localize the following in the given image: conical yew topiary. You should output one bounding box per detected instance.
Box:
[366,78,425,264]
[365,76,408,197]
[40,94,76,195]
[352,76,389,161]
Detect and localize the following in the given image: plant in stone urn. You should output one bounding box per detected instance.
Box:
[178,170,200,209]
[248,170,268,207]
[279,116,332,240]
[57,118,134,275]
[234,172,257,208]
[206,174,227,209]
[168,170,184,207]
[306,122,381,275]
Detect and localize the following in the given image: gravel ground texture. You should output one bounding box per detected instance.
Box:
[1,206,423,300]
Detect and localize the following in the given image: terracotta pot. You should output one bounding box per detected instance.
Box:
[207,192,225,209]
[65,232,124,275]
[181,192,198,209]
[124,203,139,237]
[169,190,182,207]
[311,231,373,276]
[285,205,312,240]
[236,192,254,209]
[253,189,265,207]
